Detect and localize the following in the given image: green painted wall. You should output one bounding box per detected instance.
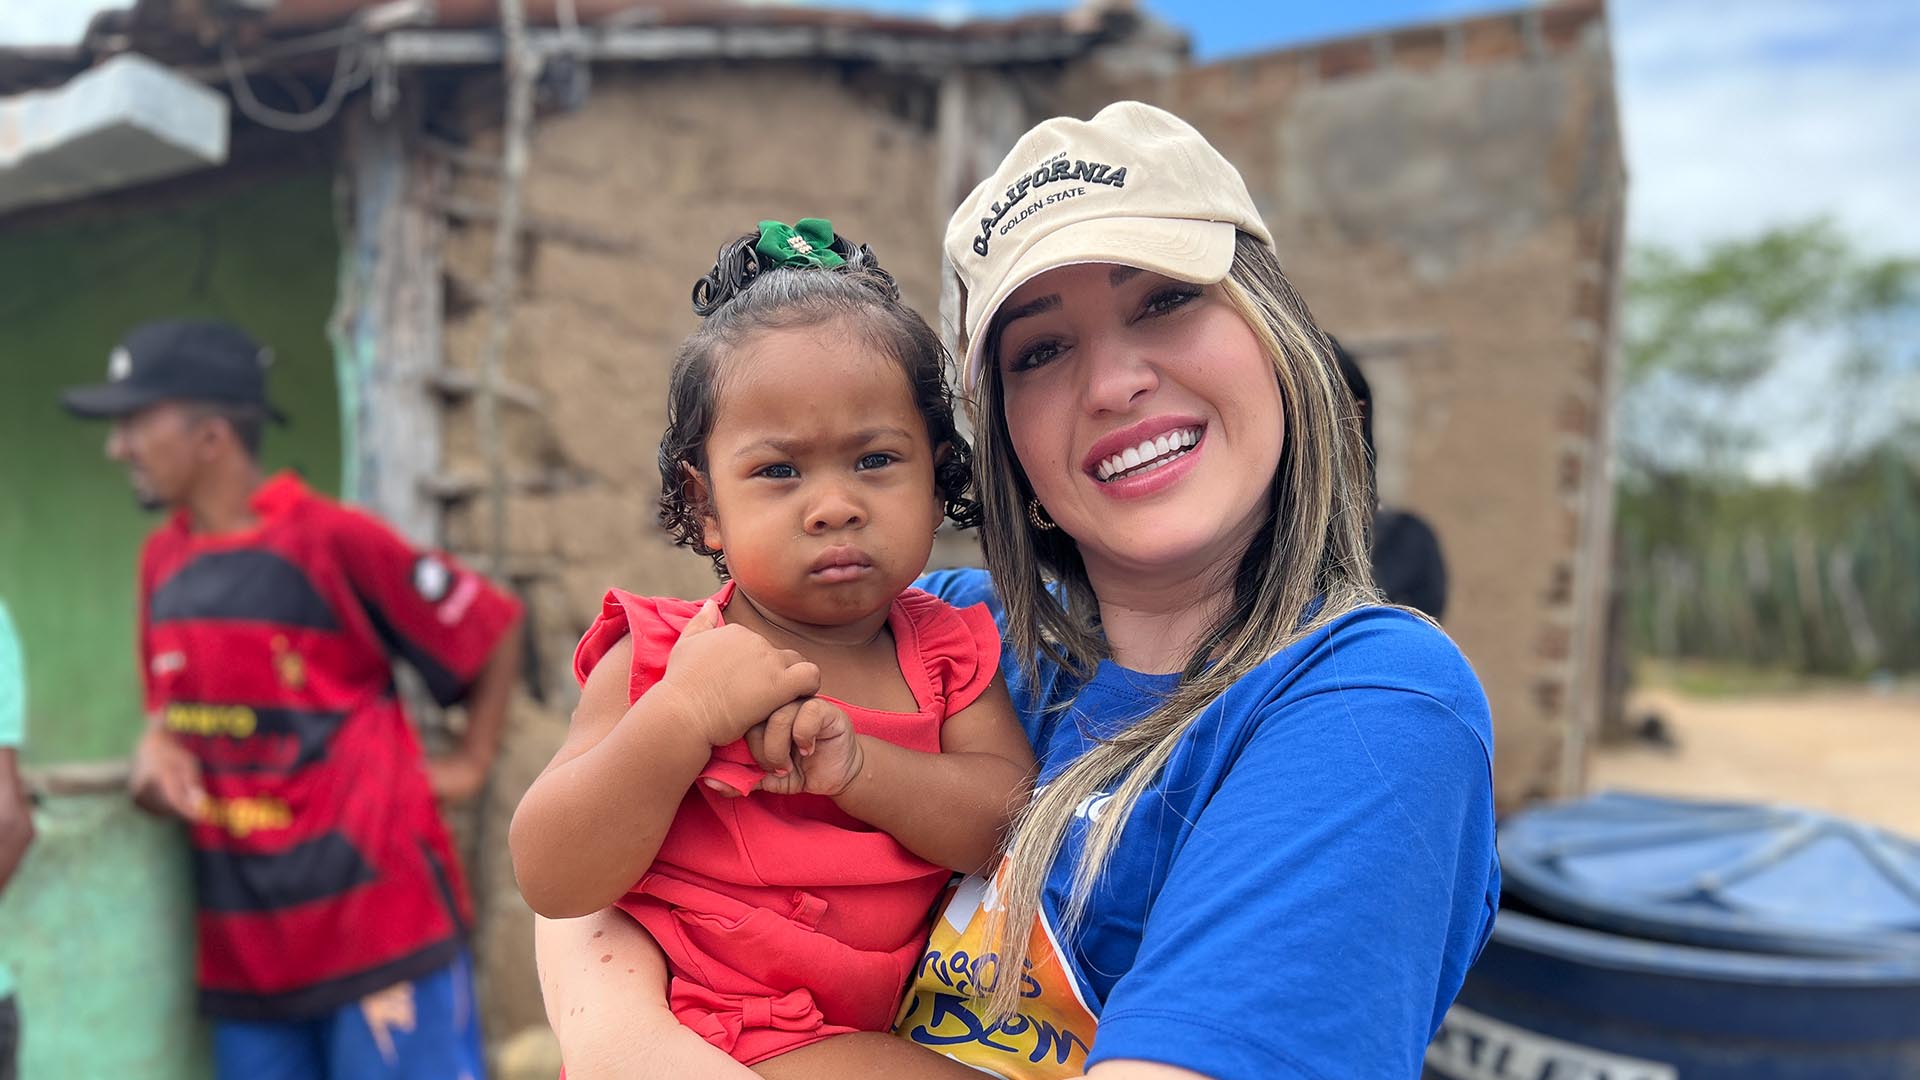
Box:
[0,169,344,1077]
[0,796,205,1077]
[0,172,343,766]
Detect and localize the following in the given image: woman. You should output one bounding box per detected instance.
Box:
[538,101,1498,1080]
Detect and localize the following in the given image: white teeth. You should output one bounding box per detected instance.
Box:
[1095,426,1201,482]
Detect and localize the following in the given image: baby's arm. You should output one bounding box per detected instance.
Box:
[757,675,1034,874]
[536,909,760,1080]
[510,602,821,916]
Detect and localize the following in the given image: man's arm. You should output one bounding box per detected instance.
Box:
[127,718,206,821]
[0,602,35,893]
[0,749,32,898]
[426,617,522,804]
[324,506,527,802]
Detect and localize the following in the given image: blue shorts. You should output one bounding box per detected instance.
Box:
[212,953,485,1080]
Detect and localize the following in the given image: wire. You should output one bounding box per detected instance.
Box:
[220,30,372,133]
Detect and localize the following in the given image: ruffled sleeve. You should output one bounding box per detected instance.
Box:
[572,589,698,702]
[572,587,766,796]
[895,588,1002,721]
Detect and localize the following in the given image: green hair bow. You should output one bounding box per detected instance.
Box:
[756,218,845,269]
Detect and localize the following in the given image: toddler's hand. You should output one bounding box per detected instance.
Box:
[658,601,820,747]
[746,698,864,798]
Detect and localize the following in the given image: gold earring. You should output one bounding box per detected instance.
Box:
[1027,498,1056,531]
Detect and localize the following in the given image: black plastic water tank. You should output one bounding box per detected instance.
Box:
[1425,793,1920,1080]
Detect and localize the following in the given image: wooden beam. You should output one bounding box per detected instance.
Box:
[381,25,1100,70]
[328,94,448,544]
[25,759,131,798]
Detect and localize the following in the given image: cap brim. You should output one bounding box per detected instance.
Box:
[61,383,291,425]
[963,216,1239,388]
[59,382,162,419]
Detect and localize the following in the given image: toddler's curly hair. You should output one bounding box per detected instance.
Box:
[658,226,981,577]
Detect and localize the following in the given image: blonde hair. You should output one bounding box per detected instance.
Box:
[967,232,1381,1021]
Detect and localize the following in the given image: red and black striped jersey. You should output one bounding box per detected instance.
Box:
[137,472,521,1020]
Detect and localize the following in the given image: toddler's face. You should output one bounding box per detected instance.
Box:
[697,318,944,630]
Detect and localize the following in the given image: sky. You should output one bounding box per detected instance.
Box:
[815,0,1920,478]
[6,0,1914,257]
[815,0,1920,262]
[6,0,1916,475]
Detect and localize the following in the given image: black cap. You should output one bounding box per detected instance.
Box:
[60,319,288,423]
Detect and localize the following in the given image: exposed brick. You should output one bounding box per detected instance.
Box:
[1391,26,1450,73]
[1558,450,1584,494]
[1317,39,1378,80]
[1462,15,1527,65]
[1576,212,1616,257]
[1536,625,1572,661]
[1250,53,1308,99]
[1533,677,1565,717]
[1542,0,1606,53]
[1557,394,1593,436]
[1574,277,1609,325]
[1576,339,1607,383]
[1180,62,1236,106]
[1545,562,1575,606]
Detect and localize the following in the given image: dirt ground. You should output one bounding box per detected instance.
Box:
[1589,680,1920,839]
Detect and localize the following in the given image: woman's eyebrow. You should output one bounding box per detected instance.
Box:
[995,293,1060,333]
[996,268,1148,341]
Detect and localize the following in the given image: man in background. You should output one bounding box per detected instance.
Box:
[61,319,522,1080]
[1334,337,1450,621]
[0,598,34,1080]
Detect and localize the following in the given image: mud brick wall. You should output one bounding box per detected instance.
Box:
[417,0,1623,1045]
[427,62,955,1041]
[1121,0,1626,808]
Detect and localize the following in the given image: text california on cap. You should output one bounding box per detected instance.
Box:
[944,100,1274,388]
[59,319,288,423]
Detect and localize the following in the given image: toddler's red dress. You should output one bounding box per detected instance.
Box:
[571,580,1000,1064]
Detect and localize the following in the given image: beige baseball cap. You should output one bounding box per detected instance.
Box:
[945,100,1273,387]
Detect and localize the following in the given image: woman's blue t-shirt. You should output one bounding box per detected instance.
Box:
[900,568,1499,1080]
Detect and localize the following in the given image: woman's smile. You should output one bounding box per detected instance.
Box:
[996,263,1284,585]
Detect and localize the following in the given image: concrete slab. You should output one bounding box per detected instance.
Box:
[0,52,227,215]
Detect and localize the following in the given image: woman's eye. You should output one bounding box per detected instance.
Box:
[1143,287,1200,317]
[758,463,798,480]
[1007,340,1062,373]
[857,453,896,471]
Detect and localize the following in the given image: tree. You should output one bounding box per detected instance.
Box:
[1618,220,1919,485]
[1613,222,1920,677]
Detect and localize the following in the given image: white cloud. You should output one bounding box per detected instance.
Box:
[1612,0,1920,257]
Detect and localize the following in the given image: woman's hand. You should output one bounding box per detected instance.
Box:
[745,698,864,797]
[657,600,820,748]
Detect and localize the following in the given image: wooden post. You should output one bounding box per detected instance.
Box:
[329,95,447,544]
